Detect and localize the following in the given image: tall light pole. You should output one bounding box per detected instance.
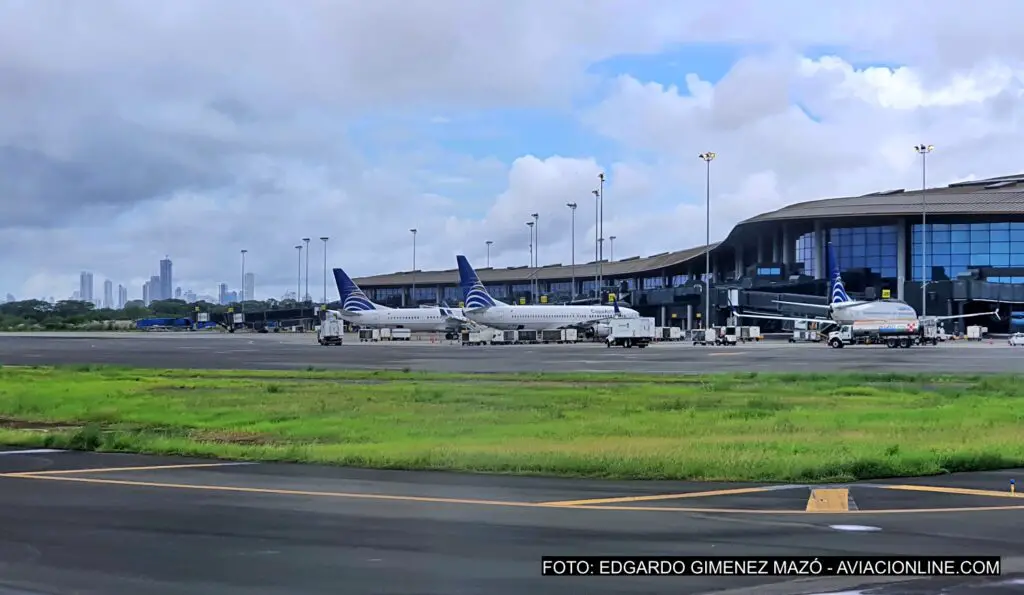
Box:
[699,152,716,329]
[566,202,577,299]
[531,212,539,301]
[592,189,599,299]
[302,238,310,302]
[610,235,617,261]
[320,237,329,304]
[485,240,493,267]
[410,228,417,306]
[294,244,302,302]
[914,144,934,318]
[240,249,247,312]
[526,220,535,303]
[597,172,605,298]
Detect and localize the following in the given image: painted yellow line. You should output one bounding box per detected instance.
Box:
[806,488,849,512]
[0,462,248,477]
[883,484,1020,499]
[7,474,1024,515]
[541,486,776,506]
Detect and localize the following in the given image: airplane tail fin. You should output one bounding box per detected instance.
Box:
[827,242,850,304]
[332,268,377,311]
[456,255,499,309]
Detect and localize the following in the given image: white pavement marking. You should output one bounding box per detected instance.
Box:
[828,525,881,532]
[0,449,65,455]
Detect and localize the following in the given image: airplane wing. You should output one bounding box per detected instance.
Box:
[339,309,364,317]
[923,310,1001,323]
[773,300,833,310]
[733,311,837,327]
[556,315,622,330]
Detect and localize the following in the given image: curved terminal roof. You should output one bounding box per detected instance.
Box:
[353,173,1024,287]
[352,243,719,287]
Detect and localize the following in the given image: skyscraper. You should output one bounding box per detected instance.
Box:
[159,257,172,301]
[118,284,128,309]
[79,271,93,304]
[103,279,113,309]
[142,282,150,306]
[218,283,228,305]
[244,272,255,302]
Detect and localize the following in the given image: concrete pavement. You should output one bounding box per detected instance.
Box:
[0,332,1021,373]
[0,448,1022,595]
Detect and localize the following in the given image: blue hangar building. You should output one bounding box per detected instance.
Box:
[352,173,1024,332]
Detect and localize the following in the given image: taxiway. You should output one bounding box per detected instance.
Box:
[0,448,1022,595]
[0,332,1020,373]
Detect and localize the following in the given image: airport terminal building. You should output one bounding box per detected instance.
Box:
[352,173,1024,332]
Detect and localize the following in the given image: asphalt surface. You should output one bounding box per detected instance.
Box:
[0,331,1021,373]
[0,448,1022,595]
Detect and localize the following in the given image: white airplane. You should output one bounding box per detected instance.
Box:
[455,254,639,337]
[733,243,999,328]
[332,268,470,337]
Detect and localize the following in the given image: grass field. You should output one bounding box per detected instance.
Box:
[0,364,1022,482]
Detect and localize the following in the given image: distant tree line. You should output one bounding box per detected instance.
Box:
[0,298,315,331]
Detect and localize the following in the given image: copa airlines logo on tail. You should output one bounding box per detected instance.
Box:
[343,289,375,311]
[464,282,496,309]
[456,255,498,309]
[830,273,850,304]
[333,268,376,311]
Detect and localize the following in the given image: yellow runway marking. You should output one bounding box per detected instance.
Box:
[7,474,1024,514]
[806,488,849,512]
[0,462,249,477]
[883,484,1021,499]
[4,472,1024,515]
[541,486,776,506]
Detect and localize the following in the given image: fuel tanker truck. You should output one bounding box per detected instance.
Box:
[826,320,923,349]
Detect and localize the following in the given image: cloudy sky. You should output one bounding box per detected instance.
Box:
[3,0,1024,302]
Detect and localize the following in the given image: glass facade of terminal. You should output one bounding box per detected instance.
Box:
[795,225,899,279]
[912,222,1024,282]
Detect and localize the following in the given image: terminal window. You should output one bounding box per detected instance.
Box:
[913,222,1024,281]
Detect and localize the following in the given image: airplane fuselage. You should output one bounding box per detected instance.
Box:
[340,307,465,333]
[465,305,639,333]
[830,300,918,324]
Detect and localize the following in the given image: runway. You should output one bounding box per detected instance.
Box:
[0,448,1022,594]
[0,331,1020,373]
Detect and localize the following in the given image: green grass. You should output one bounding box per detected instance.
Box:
[1,364,1023,482]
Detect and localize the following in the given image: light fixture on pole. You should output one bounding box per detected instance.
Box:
[531,212,539,301]
[699,152,716,329]
[302,238,310,302]
[240,249,247,313]
[320,237,329,304]
[609,235,616,261]
[914,144,934,319]
[294,244,302,302]
[592,189,599,299]
[566,202,577,299]
[410,229,417,306]
[597,172,605,297]
[485,240,493,267]
[526,220,535,303]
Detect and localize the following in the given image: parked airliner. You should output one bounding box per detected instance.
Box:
[332,268,469,337]
[455,255,638,336]
[734,243,998,328]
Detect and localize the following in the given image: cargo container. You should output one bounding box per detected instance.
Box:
[606,317,655,348]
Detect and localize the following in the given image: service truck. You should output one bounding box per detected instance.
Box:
[317,311,344,346]
[461,329,495,346]
[826,321,920,349]
[606,317,655,348]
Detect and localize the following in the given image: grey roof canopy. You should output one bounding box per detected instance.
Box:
[352,243,720,286]
[353,173,1024,287]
